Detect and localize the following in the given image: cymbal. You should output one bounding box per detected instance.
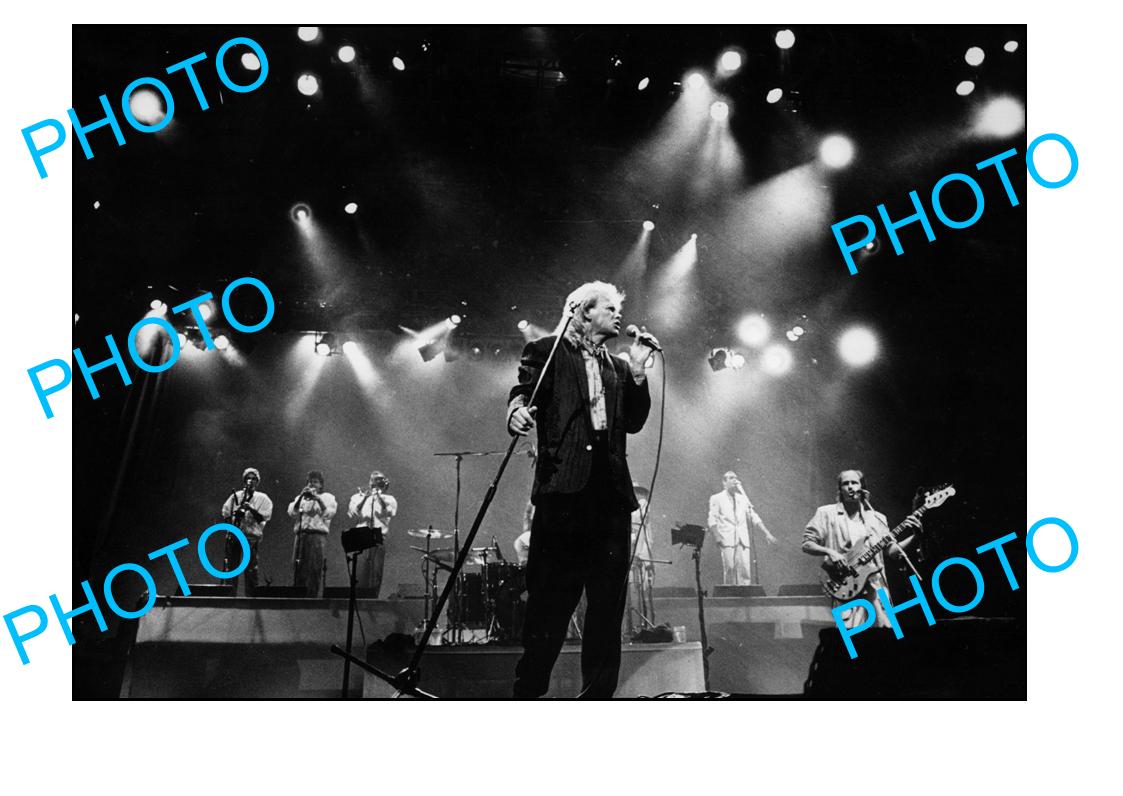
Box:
[408,528,453,540]
[430,548,486,567]
[471,545,499,553]
[410,545,453,556]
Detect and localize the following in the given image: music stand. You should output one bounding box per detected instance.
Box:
[672,523,712,691]
[340,525,383,697]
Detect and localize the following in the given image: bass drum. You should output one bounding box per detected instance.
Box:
[492,564,527,643]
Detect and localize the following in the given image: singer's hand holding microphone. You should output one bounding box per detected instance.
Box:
[625,324,662,371]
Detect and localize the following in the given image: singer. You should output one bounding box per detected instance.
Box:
[801,469,922,628]
[288,470,338,597]
[707,471,776,586]
[219,466,274,594]
[506,280,658,698]
[347,470,397,596]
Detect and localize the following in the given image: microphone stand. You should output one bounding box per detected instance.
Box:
[331,313,576,697]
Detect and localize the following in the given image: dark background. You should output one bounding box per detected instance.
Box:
[71,25,1027,680]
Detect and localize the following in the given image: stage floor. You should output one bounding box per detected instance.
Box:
[119,593,833,698]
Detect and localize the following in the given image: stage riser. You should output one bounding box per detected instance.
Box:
[122,595,831,697]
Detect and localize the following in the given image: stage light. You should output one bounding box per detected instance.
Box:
[392,56,406,71]
[315,342,330,356]
[1004,40,1019,53]
[792,325,805,336]
[637,77,650,91]
[965,46,985,67]
[975,96,1025,137]
[297,73,320,96]
[720,50,742,73]
[241,52,261,71]
[93,201,100,210]
[449,314,462,326]
[685,72,706,91]
[517,319,530,331]
[418,340,441,362]
[198,303,214,322]
[956,80,976,97]
[775,29,796,50]
[344,202,358,214]
[338,45,356,63]
[707,348,729,372]
[838,326,879,367]
[786,330,798,342]
[74,314,80,324]
[728,352,746,370]
[736,314,770,348]
[342,340,359,357]
[643,220,655,231]
[761,344,793,375]
[292,204,312,223]
[766,88,783,104]
[470,346,483,360]
[128,88,165,127]
[149,299,167,314]
[710,101,730,121]
[819,134,855,169]
[690,233,698,240]
[297,27,319,43]
[214,334,230,350]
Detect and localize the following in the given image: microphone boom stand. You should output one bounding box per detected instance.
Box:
[332,314,575,697]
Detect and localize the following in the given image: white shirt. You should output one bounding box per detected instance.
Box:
[348,491,398,532]
[288,491,338,533]
[221,490,274,539]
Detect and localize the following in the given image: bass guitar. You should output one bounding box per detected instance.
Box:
[819,484,956,601]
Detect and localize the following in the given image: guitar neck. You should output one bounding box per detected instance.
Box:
[863,505,927,560]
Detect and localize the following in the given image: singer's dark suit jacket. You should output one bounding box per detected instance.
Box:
[508,335,650,509]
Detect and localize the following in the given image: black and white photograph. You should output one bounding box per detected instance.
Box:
[64,23,1032,701]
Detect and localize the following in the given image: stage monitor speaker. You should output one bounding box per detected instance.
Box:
[248,586,310,598]
[652,586,697,598]
[176,584,235,597]
[322,586,382,599]
[803,618,1025,699]
[714,585,766,598]
[392,582,427,598]
[777,584,823,597]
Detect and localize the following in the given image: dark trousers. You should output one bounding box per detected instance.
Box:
[293,531,327,597]
[357,543,386,596]
[513,462,632,699]
[224,532,260,594]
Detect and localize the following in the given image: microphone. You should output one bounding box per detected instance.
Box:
[625,324,663,352]
[493,535,506,562]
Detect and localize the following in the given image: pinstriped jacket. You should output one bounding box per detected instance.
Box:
[508,335,650,509]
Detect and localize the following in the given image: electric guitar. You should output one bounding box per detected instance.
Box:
[819,484,956,601]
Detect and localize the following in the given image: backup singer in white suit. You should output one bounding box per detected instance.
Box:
[707,471,776,585]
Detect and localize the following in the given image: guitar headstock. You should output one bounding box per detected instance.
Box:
[923,484,956,509]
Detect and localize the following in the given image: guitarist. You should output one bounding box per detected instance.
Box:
[801,469,922,628]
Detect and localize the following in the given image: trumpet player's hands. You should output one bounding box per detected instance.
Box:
[509,405,537,436]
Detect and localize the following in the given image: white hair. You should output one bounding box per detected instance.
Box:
[554,280,625,338]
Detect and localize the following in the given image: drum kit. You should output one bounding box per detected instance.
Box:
[407,527,527,644]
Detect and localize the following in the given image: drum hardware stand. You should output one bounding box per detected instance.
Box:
[339,525,382,698]
[672,523,712,692]
[434,448,504,644]
[332,311,577,697]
